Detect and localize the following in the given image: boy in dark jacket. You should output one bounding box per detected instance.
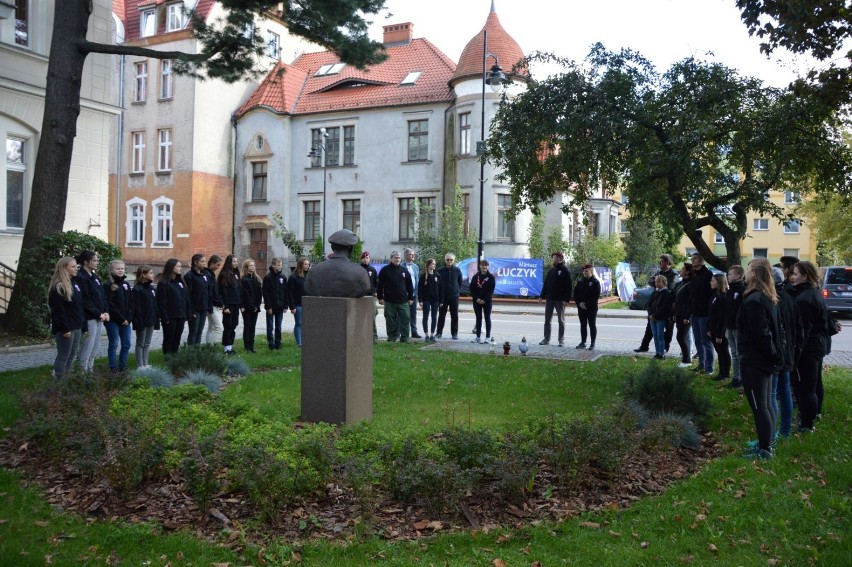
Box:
[539,251,572,346]
[263,258,289,350]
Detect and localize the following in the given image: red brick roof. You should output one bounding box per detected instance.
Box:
[115,0,215,43]
[451,6,529,86]
[238,37,456,117]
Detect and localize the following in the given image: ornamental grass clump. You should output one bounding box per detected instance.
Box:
[178,370,222,393]
[131,365,174,388]
[622,363,712,431]
[225,357,251,377]
[641,411,702,450]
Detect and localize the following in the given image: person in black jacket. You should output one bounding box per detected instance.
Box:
[377,251,414,342]
[241,259,263,353]
[185,253,211,346]
[104,260,133,372]
[287,257,310,347]
[724,265,746,387]
[74,250,109,373]
[769,265,802,439]
[707,274,731,381]
[157,258,191,356]
[204,255,224,345]
[470,259,496,344]
[690,253,715,374]
[417,258,443,342]
[634,254,677,352]
[788,260,831,432]
[737,261,784,459]
[131,265,158,368]
[647,275,674,359]
[48,257,84,380]
[217,255,241,355]
[573,264,601,350]
[436,253,463,340]
[360,251,379,342]
[672,263,694,367]
[538,251,572,346]
[262,258,288,350]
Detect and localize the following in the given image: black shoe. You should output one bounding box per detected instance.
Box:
[451,335,458,340]
[587,344,595,351]
[633,347,649,353]
[729,380,742,388]
[435,333,442,339]
[575,342,586,349]
[411,332,422,339]
[714,374,728,381]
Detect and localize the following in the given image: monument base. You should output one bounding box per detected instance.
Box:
[301,296,374,424]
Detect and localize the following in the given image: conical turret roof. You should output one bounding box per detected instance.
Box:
[450,2,529,87]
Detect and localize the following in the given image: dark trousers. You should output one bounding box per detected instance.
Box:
[266,310,284,348]
[578,307,597,343]
[712,336,731,378]
[675,319,691,363]
[409,301,419,335]
[794,352,822,429]
[162,317,185,355]
[242,308,259,350]
[421,301,439,335]
[473,300,492,338]
[640,319,673,350]
[742,364,774,451]
[222,305,240,347]
[187,310,207,345]
[437,296,460,336]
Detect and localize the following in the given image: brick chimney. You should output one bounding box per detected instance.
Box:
[383,22,414,46]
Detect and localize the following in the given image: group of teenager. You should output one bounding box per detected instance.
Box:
[48,250,314,379]
[640,253,841,459]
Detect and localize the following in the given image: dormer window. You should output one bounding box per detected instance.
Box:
[401,71,422,85]
[315,62,346,77]
[166,3,186,32]
[140,9,156,37]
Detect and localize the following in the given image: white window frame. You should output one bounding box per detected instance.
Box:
[250,160,268,202]
[131,131,145,173]
[266,31,280,59]
[497,194,515,240]
[459,112,471,156]
[157,129,172,172]
[133,61,148,103]
[140,9,156,38]
[4,136,27,229]
[714,232,725,244]
[159,59,173,99]
[407,118,429,162]
[125,197,146,247]
[753,248,768,259]
[342,198,361,235]
[302,199,321,242]
[396,194,436,242]
[753,218,769,231]
[784,191,800,205]
[14,0,29,47]
[784,220,800,234]
[783,248,799,258]
[166,3,186,32]
[152,196,174,247]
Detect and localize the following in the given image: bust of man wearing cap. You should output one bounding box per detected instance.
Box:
[304,229,371,298]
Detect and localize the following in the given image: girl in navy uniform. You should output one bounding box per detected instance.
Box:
[157,258,191,356]
[573,264,601,350]
[417,258,443,342]
[240,258,263,353]
[48,257,84,380]
[204,255,224,344]
[185,253,210,345]
[287,257,310,347]
[75,250,109,373]
[217,255,241,355]
[708,274,731,381]
[104,260,133,372]
[262,257,289,350]
[131,265,158,368]
[470,259,496,343]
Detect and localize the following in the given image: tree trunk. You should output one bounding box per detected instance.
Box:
[4,1,92,332]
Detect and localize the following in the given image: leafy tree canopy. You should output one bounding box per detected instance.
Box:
[735,0,851,108]
[487,45,852,270]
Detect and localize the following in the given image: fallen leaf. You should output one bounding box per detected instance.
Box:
[413,520,430,530]
[493,560,506,567]
[44,555,52,565]
[34,520,49,527]
[579,522,601,529]
[641,541,649,549]
[695,514,707,522]
[609,530,622,538]
[496,534,511,544]
[427,521,443,531]
[520,545,530,555]
[709,544,718,553]
[17,442,28,452]
[211,564,231,567]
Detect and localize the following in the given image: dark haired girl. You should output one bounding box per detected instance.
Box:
[217,254,241,354]
[131,265,158,368]
[185,253,210,345]
[156,258,191,355]
[74,250,109,373]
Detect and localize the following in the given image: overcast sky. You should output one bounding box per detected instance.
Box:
[368,0,818,88]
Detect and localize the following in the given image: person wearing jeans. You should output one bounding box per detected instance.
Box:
[647,275,673,360]
[402,248,421,338]
[104,260,133,372]
[287,257,310,347]
[263,258,289,350]
[690,253,714,373]
[48,257,84,380]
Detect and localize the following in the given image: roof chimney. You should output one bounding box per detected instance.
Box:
[383,22,414,46]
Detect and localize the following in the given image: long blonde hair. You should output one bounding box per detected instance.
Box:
[746,260,777,304]
[49,257,77,301]
[295,257,310,277]
[241,258,262,284]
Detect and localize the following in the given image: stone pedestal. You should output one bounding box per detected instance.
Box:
[301,296,374,424]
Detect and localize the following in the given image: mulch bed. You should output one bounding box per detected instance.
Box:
[0,434,721,551]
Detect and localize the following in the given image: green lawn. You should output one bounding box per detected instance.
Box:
[1,341,850,565]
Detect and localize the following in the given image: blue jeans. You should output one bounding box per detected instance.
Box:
[651,319,666,355]
[774,371,793,437]
[187,310,207,345]
[293,307,303,346]
[54,329,81,380]
[105,321,132,370]
[691,316,713,372]
[726,329,740,382]
[266,310,283,348]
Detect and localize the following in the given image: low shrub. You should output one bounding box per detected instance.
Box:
[437,427,499,476]
[641,412,702,450]
[225,357,251,377]
[180,430,225,511]
[386,439,469,515]
[178,370,222,393]
[622,363,712,431]
[131,365,174,388]
[97,413,165,495]
[491,435,539,505]
[168,344,227,377]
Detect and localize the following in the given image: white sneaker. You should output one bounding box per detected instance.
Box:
[678,362,691,368]
[470,337,481,343]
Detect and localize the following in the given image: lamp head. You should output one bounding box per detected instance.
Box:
[487,63,507,92]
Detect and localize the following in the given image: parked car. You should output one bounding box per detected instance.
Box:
[822,266,852,314]
[629,285,654,310]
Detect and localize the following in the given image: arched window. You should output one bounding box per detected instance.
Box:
[152,196,174,246]
[125,197,146,246]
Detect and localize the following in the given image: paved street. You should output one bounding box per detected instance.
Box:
[2,303,850,371]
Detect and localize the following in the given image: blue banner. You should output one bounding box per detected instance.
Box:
[458,257,543,297]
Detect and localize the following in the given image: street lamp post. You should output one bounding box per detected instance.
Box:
[308,128,329,254]
[477,29,507,263]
